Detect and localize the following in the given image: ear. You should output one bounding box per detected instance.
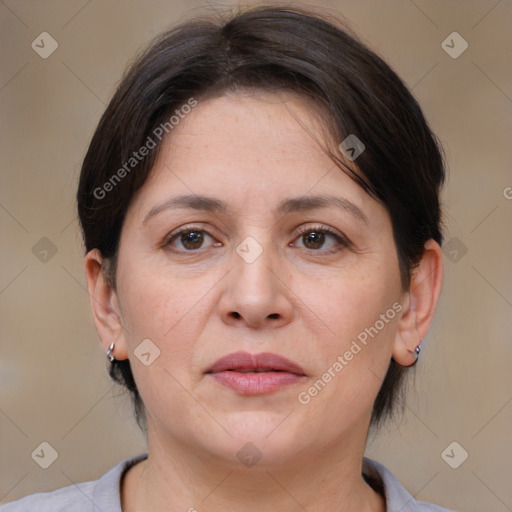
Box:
[393,239,444,366]
[84,249,128,361]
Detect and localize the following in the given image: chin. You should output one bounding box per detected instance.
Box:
[205,410,306,464]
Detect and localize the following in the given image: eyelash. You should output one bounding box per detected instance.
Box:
[161,223,350,254]
[294,224,349,253]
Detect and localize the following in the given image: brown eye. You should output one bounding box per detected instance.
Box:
[163,226,219,252]
[302,231,326,250]
[293,225,349,253]
[180,230,205,250]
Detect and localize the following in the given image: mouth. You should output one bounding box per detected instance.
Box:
[205,351,306,395]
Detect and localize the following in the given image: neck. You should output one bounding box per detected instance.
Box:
[122,425,385,512]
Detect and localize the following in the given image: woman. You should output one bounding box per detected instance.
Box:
[2,5,451,511]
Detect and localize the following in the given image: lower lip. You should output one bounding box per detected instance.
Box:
[209,371,305,395]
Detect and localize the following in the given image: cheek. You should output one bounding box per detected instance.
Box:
[297,264,400,403]
[305,263,399,346]
[295,310,398,441]
[116,270,212,425]
[116,262,227,383]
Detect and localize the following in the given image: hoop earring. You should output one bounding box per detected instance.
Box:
[409,344,421,366]
[106,342,115,362]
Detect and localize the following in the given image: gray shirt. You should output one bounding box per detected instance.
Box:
[1,454,454,511]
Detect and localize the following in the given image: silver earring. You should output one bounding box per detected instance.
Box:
[106,342,115,362]
[414,344,421,356]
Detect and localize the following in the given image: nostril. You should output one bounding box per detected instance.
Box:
[230,312,241,319]
[268,313,279,319]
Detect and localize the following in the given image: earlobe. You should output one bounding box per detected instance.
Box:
[392,239,444,367]
[84,249,129,361]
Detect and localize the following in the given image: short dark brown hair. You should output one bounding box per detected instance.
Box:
[77,5,445,431]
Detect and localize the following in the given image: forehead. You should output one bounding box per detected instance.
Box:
[126,91,386,225]
[168,90,336,163]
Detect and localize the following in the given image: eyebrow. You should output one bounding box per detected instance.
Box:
[277,195,368,224]
[142,193,368,224]
[143,195,230,224]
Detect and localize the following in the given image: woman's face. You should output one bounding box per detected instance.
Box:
[112,91,405,465]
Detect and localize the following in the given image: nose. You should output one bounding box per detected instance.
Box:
[217,240,294,330]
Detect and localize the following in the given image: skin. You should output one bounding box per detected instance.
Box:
[85,90,443,512]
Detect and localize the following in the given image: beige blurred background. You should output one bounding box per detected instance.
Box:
[1,0,511,510]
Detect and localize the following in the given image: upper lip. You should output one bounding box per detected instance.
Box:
[206,351,306,375]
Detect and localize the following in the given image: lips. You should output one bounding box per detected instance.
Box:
[206,351,306,395]
[207,351,306,374]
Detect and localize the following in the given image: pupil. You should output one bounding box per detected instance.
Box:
[305,232,324,248]
[182,231,203,249]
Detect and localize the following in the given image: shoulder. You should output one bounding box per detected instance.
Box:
[0,481,96,512]
[362,457,455,512]
[0,453,148,512]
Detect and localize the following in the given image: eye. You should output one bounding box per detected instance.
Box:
[161,224,349,254]
[292,224,349,253]
[162,226,220,252]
